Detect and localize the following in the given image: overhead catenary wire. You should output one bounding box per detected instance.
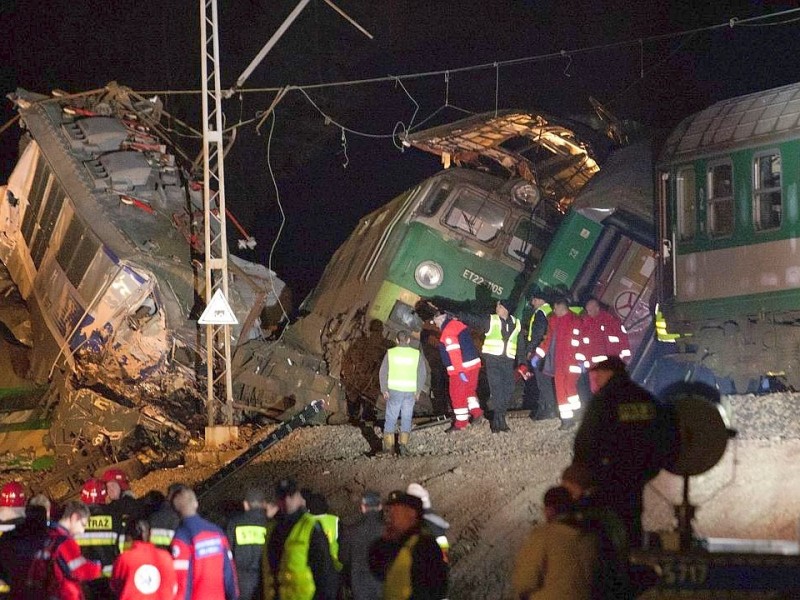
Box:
[133,7,800,98]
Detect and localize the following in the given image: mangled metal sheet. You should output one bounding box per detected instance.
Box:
[405,110,600,207]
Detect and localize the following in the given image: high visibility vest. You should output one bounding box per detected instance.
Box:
[527,303,552,341]
[387,347,421,392]
[383,534,420,600]
[235,523,267,546]
[482,315,520,358]
[263,513,316,600]
[312,513,342,571]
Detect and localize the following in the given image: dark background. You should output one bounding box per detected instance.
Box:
[2,0,799,300]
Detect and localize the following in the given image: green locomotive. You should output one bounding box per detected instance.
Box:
[232,111,603,420]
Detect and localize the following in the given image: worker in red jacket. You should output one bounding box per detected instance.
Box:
[27,500,102,600]
[111,518,177,600]
[432,312,484,432]
[535,297,583,430]
[577,297,632,406]
[170,487,238,600]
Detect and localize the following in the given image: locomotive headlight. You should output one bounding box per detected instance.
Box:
[512,182,541,206]
[414,260,444,289]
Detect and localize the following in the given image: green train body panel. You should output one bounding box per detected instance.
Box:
[386,222,518,300]
[532,210,602,293]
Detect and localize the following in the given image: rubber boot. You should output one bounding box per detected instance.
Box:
[397,432,410,456]
[382,433,396,454]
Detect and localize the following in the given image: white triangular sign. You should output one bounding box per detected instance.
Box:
[198,289,239,325]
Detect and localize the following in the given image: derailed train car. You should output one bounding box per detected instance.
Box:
[657,81,800,393]
[531,139,659,378]
[0,84,290,469]
[231,110,604,418]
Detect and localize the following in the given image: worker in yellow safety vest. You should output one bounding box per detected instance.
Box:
[378,330,428,455]
[262,478,339,600]
[368,491,448,600]
[459,299,521,433]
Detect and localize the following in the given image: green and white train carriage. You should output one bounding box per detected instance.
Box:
[658,81,800,391]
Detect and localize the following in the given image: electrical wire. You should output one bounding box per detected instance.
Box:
[264,110,289,329]
[133,7,800,98]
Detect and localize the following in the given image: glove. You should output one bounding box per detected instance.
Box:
[530,355,541,369]
[459,372,468,382]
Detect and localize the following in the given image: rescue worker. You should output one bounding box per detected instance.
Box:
[519,287,557,421]
[262,478,338,600]
[304,490,343,572]
[378,330,428,455]
[110,519,177,600]
[368,491,448,600]
[27,500,102,600]
[405,483,449,564]
[76,478,121,599]
[459,299,521,433]
[432,312,484,432]
[339,491,383,600]
[170,487,238,600]
[534,297,582,430]
[0,494,50,599]
[147,483,186,551]
[102,469,142,530]
[226,487,277,600]
[577,297,631,406]
[573,357,674,548]
[0,482,26,535]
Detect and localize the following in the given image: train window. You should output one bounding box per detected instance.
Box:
[676,167,696,241]
[507,219,537,261]
[707,161,734,237]
[65,234,100,288]
[753,152,781,231]
[444,189,506,243]
[419,182,452,217]
[21,155,50,244]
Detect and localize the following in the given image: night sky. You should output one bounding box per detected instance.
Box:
[2,0,800,300]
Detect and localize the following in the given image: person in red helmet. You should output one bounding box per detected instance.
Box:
[75,478,122,599]
[101,468,129,492]
[0,482,26,535]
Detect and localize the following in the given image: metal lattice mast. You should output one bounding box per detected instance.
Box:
[200,0,234,426]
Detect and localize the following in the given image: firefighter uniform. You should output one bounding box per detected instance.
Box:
[147,501,180,551]
[522,301,557,420]
[110,540,177,600]
[170,513,238,600]
[312,512,342,571]
[226,508,268,600]
[28,523,103,600]
[536,308,582,424]
[436,315,483,430]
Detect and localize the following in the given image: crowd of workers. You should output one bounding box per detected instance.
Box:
[0,473,450,600]
[0,289,673,599]
[381,289,632,448]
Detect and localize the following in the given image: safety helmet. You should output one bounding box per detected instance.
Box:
[100,468,129,491]
[81,478,108,505]
[0,481,26,507]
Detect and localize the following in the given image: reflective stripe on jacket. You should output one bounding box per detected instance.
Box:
[263,513,316,600]
[386,347,421,392]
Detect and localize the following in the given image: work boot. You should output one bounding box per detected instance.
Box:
[382,433,396,454]
[558,419,575,431]
[471,413,486,426]
[490,414,500,433]
[397,432,410,456]
[498,413,510,432]
[445,424,466,433]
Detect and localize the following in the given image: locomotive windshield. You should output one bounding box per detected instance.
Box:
[443,188,507,242]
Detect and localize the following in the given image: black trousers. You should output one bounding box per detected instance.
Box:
[484,355,515,416]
